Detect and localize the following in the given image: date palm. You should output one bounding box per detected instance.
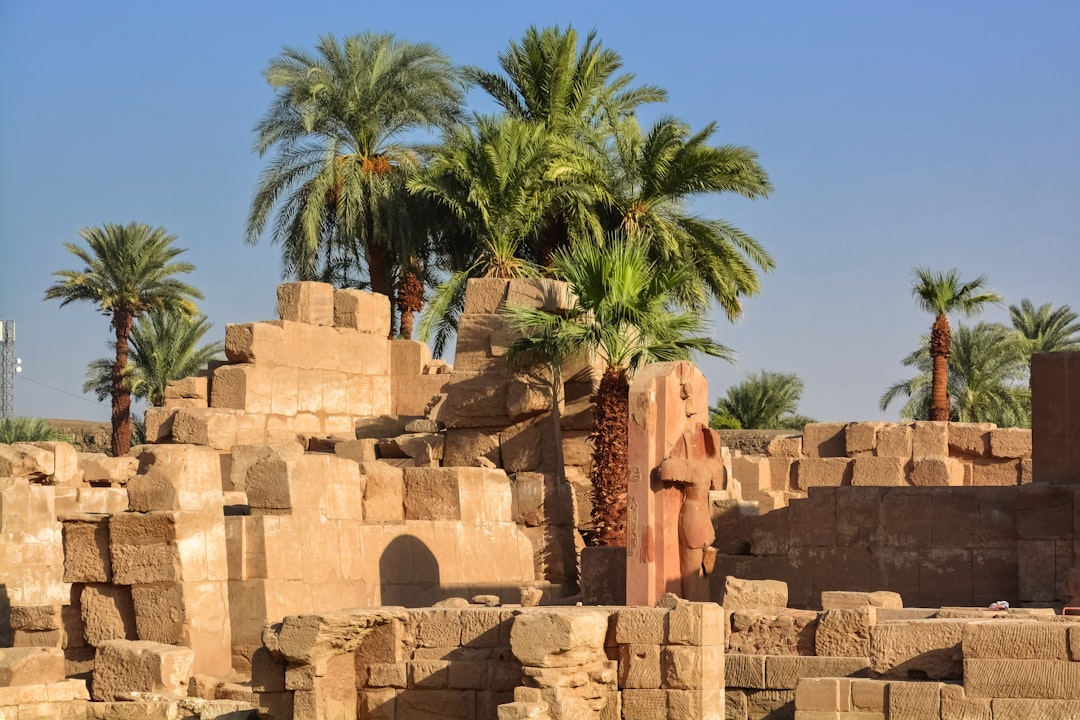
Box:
[910,267,1001,421]
[1008,299,1080,357]
[881,322,1029,426]
[84,309,224,407]
[247,33,463,330]
[712,371,813,430]
[45,223,201,455]
[505,235,731,546]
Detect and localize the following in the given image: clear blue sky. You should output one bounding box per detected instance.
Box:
[1,0,1077,423]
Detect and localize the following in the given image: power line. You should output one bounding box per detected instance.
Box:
[16,373,108,406]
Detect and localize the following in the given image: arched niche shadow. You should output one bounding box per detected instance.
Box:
[379,535,440,608]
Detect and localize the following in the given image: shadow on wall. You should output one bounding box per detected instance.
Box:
[0,584,9,646]
[380,535,441,607]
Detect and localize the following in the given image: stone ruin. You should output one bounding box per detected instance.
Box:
[2,279,1080,719]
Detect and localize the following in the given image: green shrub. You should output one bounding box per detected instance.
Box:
[0,417,76,444]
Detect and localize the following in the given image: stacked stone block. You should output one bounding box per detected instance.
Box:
[146,282,451,447]
[0,647,89,719]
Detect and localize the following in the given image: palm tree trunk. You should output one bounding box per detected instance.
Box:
[589,365,630,547]
[111,310,134,456]
[929,313,952,421]
[396,270,425,339]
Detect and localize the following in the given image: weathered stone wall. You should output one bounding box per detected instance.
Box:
[712,482,1077,609]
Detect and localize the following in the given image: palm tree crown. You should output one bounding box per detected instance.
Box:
[248,33,464,325]
[45,222,202,455]
[909,266,1002,421]
[712,371,812,430]
[1008,299,1080,356]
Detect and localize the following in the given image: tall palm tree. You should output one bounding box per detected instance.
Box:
[45,223,201,455]
[411,115,595,354]
[505,235,731,546]
[84,309,224,407]
[1008,299,1080,357]
[880,322,1030,426]
[247,32,464,331]
[712,371,813,430]
[909,267,1002,421]
[566,114,774,318]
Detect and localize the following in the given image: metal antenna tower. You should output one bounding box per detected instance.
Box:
[0,321,15,419]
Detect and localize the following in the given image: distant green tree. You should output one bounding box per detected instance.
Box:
[0,417,75,444]
[710,371,813,430]
[880,322,1030,426]
[84,309,224,407]
[708,412,741,430]
[909,267,1002,421]
[1008,299,1080,357]
[44,222,202,455]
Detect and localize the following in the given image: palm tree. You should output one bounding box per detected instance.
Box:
[1008,299,1080,357]
[566,114,774,318]
[83,309,224,407]
[909,267,1002,421]
[505,235,731,546]
[411,115,592,355]
[880,322,1030,426]
[247,33,464,332]
[712,371,814,430]
[0,418,75,444]
[45,222,201,455]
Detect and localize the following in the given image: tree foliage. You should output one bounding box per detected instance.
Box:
[83,309,224,407]
[44,222,202,455]
[0,417,75,444]
[1008,299,1080,357]
[710,371,813,430]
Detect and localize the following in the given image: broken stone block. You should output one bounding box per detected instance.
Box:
[869,619,966,680]
[815,608,874,657]
[62,515,112,583]
[949,423,994,456]
[77,453,139,485]
[727,607,817,656]
[722,577,788,611]
[263,608,407,665]
[820,591,903,610]
[91,639,194,701]
[989,428,1031,459]
[278,281,334,326]
[614,608,667,645]
[143,407,177,443]
[108,512,180,585]
[80,584,136,646]
[0,647,65,686]
[171,407,240,450]
[909,456,964,486]
[619,644,661,689]
[334,288,391,335]
[509,609,608,668]
[845,422,885,457]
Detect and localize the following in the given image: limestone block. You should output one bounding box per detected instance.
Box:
[443,428,502,467]
[8,605,61,633]
[224,321,285,365]
[876,424,912,458]
[723,577,788,611]
[664,600,724,647]
[109,511,181,585]
[210,363,271,415]
[911,421,949,456]
[888,681,940,720]
[462,277,510,315]
[506,370,557,425]
[990,428,1031,459]
[360,461,404,522]
[77,453,139,485]
[795,677,851,712]
[733,455,771,493]
[7,443,57,482]
[263,608,407,665]
[725,654,765,689]
[0,647,65,686]
[851,456,906,486]
[801,424,847,458]
[764,656,870,690]
[129,584,185,644]
[869,620,966,679]
[277,281,334,325]
[845,423,885,457]
[143,407,177,443]
[80,584,136,646]
[334,288,391,335]
[501,416,558,474]
[438,371,514,428]
[506,278,571,314]
[820,591,902,610]
[965,658,1080,699]
[163,375,208,401]
[33,441,79,485]
[970,460,1021,486]
[795,458,852,490]
[909,455,965,486]
[990,698,1080,720]
[767,435,803,457]
[949,423,994,457]
[91,639,194,701]
[815,608,874,657]
[171,407,240,450]
[389,338,430,377]
[62,515,111,583]
[130,444,224,513]
[509,609,609,668]
[962,621,1069,660]
[940,686,992,720]
[662,645,722,691]
[727,607,817,656]
[614,608,667,645]
[619,644,661,689]
[850,679,886,711]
